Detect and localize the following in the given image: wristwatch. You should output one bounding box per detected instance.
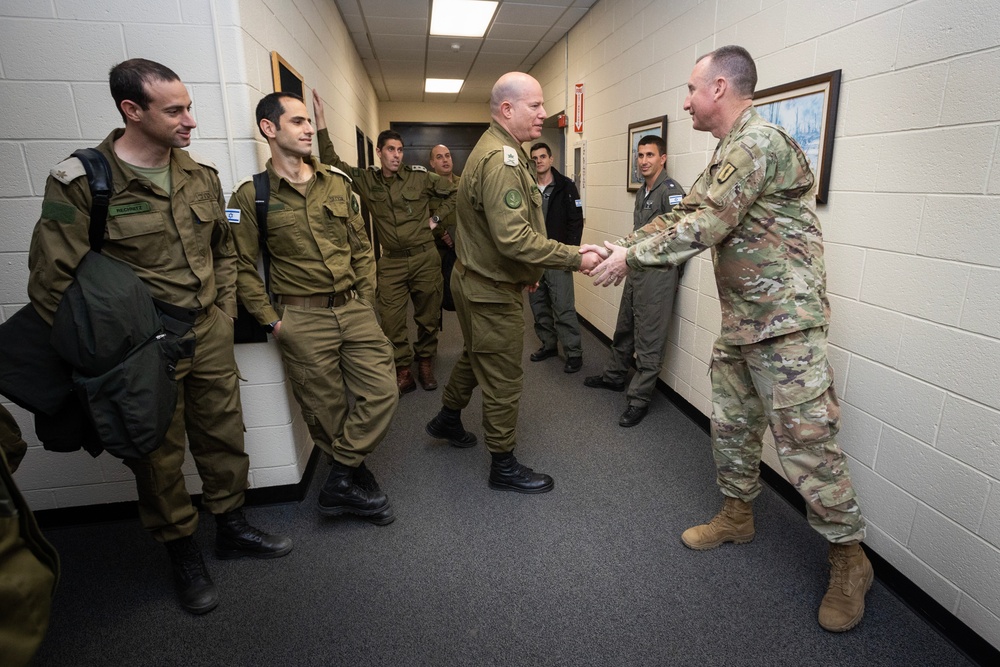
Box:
[430,215,441,225]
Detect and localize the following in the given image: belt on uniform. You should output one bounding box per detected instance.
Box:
[153,298,205,326]
[275,291,355,308]
[453,258,526,294]
[382,242,432,259]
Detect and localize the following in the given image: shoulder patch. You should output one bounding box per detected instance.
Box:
[324,164,354,184]
[406,164,427,172]
[668,194,683,205]
[716,162,736,184]
[51,157,87,185]
[504,189,523,209]
[502,146,518,167]
[187,150,218,172]
[351,194,360,214]
[225,209,241,224]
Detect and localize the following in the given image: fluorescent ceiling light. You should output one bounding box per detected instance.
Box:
[425,78,464,93]
[430,0,498,37]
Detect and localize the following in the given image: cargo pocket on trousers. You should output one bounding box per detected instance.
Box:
[469,301,512,354]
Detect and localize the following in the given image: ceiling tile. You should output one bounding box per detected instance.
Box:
[361,0,429,19]
[425,61,471,79]
[479,38,537,55]
[487,22,550,41]
[495,3,567,25]
[366,16,428,34]
[369,33,426,51]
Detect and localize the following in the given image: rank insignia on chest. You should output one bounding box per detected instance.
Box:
[504,189,522,208]
[503,146,518,167]
[716,162,736,183]
[643,200,653,209]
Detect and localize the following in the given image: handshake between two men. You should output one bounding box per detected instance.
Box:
[577,242,629,287]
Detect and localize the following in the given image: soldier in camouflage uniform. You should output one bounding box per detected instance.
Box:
[229,92,399,525]
[27,59,291,615]
[585,46,872,633]
[424,72,603,493]
[311,91,456,394]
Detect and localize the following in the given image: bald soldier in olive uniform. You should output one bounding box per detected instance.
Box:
[587,46,872,633]
[425,72,602,493]
[311,91,456,394]
[229,92,399,525]
[27,59,290,616]
[428,144,460,311]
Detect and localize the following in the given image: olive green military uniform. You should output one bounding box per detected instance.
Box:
[618,107,865,543]
[27,129,249,543]
[228,157,397,467]
[317,129,456,367]
[430,174,461,309]
[0,407,59,667]
[599,170,686,408]
[442,121,582,453]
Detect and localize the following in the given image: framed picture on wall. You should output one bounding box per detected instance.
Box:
[626,116,667,192]
[753,70,841,204]
[270,51,304,98]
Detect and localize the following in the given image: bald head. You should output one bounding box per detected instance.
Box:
[429,144,453,177]
[490,72,546,143]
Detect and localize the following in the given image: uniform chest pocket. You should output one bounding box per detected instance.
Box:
[107,210,169,266]
[402,187,422,202]
[267,209,305,254]
[529,188,543,208]
[321,202,350,246]
[188,201,224,256]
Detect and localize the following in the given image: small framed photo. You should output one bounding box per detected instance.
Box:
[626,116,667,192]
[753,70,842,204]
[271,51,304,98]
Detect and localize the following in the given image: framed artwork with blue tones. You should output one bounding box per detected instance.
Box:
[626,116,667,192]
[754,70,841,204]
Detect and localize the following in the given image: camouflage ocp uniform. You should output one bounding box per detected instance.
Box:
[617,106,864,543]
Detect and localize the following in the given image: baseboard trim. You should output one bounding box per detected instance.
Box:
[579,317,997,666]
[34,447,322,530]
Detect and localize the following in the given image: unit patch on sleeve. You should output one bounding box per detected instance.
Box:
[504,189,523,208]
[716,162,737,184]
[668,194,683,205]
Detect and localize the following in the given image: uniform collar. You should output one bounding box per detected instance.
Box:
[98,128,201,195]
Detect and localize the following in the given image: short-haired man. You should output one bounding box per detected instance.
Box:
[425,72,602,493]
[229,92,399,526]
[428,144,459,311]
[527,142,585,373]
[27,59,291,615]
[586,45,872,632]
[312,91,455,394]
[583,135,685,426]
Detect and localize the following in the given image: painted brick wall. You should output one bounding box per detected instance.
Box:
[0,0,379,508]
[534,0,1000,648]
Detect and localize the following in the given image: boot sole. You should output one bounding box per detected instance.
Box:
[318,502,392,519]
[681,533,755,550]
[399,384,416,395]
[425,424,478,448]
[181,596,219,615]
[488,480,555,494]
[214,543,293,560]
[819,562,874,632]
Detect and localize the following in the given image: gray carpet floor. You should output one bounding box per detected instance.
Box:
[33,307,973,666]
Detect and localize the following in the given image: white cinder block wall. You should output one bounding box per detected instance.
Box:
[535,0,1000,648]
[0,1,379,506]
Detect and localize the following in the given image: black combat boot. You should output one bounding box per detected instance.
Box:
[425,406,478,448]
[318,460,392,519]
[165,535,218,615]
[214,508,293,559]
[488,452,554,494]
[353,462,396,526]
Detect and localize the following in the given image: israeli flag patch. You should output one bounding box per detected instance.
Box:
[668,195,683,205]
[575,199,583,207]
[225,209,241,223]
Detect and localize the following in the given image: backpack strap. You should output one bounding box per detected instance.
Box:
[70,148,113,253]
[252,171,272,294]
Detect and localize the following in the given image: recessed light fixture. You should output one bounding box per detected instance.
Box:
[425,78,464,93]
[430,0,498,37]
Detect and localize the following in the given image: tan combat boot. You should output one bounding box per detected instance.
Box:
[680,497,755,550]
[416,357,438,390]
[396,366,416,395]
[818,542,873,632]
